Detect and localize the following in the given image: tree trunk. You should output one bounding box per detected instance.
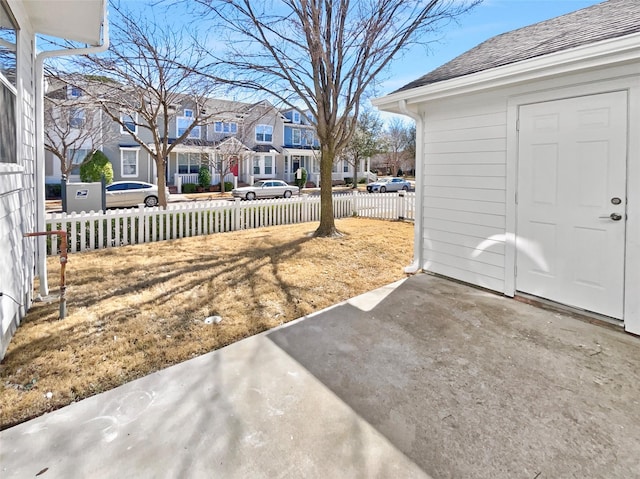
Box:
[156,155,168,208]
[314,145,339,237]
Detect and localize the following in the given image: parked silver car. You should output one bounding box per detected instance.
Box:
[366,177,411,193]
[105,181,169,208]
[232,180,300,200]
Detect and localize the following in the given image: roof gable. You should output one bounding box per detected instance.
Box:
[397,0,640,92]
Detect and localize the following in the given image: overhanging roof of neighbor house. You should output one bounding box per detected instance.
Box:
[282,148,319,157]
[22,0,105,45]
[396,0,640,93]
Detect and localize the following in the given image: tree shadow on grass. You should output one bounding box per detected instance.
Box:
[1,232,339,428]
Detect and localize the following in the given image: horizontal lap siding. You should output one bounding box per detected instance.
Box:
[0,4,36,359]
[421,98,507,292]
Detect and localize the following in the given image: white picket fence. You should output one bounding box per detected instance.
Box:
[45,191,415,255]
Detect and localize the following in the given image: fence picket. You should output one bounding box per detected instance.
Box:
[44,192,414,255]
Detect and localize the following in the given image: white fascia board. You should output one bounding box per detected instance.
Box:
[282,148,318,156]
[373,32,640,112]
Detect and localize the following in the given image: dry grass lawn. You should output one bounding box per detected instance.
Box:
[0,218,413,429]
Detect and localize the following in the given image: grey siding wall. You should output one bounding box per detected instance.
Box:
[0,3,36,359]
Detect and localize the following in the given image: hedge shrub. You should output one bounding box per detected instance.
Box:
[79,150,113,184]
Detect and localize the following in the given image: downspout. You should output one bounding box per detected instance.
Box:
[34,4,109,295]
[397,99,424,274]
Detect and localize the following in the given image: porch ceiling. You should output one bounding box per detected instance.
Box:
[22,0,105,45]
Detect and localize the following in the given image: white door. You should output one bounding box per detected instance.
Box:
[516,91,627,319]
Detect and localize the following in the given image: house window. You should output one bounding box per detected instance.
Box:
[68,86,82,98]
[184,109,193,117]
[1,2,18,165]
[177,116,200,139]
[68,148,91,175]
[121,149,139,177]
[0,80,16,164]
[292,111,300,124]
[177,152,203,174]
[343,162,349,173]
[69,108,85,128]
[292,128,301,145]
[255,124,273,142]
[68,148,91,165]
[121,112,137,134]
[0,2,16,88]
[302,130,316,147]
[214,121,238,134]
[264,156,273,174]
[253,157,260,175]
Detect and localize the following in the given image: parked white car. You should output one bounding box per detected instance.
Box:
[232,180,300,200]
[105,181,169,208]
[366,177,411,193]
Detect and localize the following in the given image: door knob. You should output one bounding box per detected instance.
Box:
[599,213,622,221]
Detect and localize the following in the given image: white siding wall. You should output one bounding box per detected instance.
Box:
[0,2,36,359]
[417,63,640,313]
[421,94,508,292]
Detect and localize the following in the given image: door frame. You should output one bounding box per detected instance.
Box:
[505,77,640,334]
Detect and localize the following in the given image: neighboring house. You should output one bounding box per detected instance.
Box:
[0,0,107,359]
[44,93,295,189]
[44,80,111,184]
[164,99,287,189]
[281,108,321,184]
[373,0,640,335]
[45,95,364,190]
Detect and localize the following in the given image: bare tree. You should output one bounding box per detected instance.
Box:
[342,108,384,188]
[51,4,221,207]
[213,137,249,192]
[43,81,115,178]
[405,123,417,175]
[382,117,415,176]
[185,0,479,236]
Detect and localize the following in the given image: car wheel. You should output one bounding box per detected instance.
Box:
[380,186,386,193]
[402,185,409,191]
[246,192,256,200]
[144,196,158,207]
[284,190,292,198]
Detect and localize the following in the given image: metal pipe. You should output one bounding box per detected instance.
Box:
[397,99,425,274]
[24,231,68,319]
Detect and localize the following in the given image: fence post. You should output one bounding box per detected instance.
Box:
[234,197,241,231]
[352,190,358,217]
[137,204,145,244]
[397,191,405,220]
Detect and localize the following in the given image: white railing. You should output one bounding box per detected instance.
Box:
[174,173,236,193]
[45,192,414,255]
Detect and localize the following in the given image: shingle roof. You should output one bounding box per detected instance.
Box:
[396,0,640,92]
[252,144,281,153]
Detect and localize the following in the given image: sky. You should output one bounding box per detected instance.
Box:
[109,0,604,122]
[377,0,603,95]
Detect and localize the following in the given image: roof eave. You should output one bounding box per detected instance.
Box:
[21,0,106,45]
[373,32,640,112]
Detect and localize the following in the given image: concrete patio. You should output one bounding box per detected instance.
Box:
[1,273,639,478]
